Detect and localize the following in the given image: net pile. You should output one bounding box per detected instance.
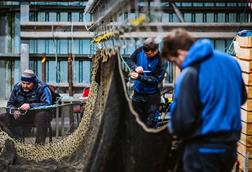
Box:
[0,50,172,172]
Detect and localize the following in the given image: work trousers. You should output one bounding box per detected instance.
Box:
[0,110,52,144]
[182,141,237,172]
[132,91,160,128]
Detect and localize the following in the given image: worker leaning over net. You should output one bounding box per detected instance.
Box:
[0,69,52,144]
[126,37,167,128]
[161,28,247,172]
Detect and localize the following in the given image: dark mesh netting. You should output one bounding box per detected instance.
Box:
[0,51,172,172]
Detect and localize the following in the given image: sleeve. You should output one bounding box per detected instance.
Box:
[138,60,168,84]
[171,68,200,137]
[30,87,52,108]
[7,90,17,108]
[126,48,141,71]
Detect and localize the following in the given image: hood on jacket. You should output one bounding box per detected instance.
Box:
[182,39,214,69]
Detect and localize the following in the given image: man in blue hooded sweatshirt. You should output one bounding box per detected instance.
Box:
[161,29,247,172]
[126,38,167,128]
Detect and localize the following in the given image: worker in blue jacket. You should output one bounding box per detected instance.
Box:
[126,38,167,128]
[4,69,52,144]
[161,28,247,172]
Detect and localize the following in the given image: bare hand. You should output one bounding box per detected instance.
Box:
[135,66,144,74]
[20,103,30,111]
[13,110,21,120]
[129,72,139,79]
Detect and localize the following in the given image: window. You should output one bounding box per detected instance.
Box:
[206,13,214,23]
[37,12,46,21]
[49,12,57,22]
[184,13,192,22]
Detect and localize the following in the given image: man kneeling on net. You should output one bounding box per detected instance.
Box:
[2,69,52,144]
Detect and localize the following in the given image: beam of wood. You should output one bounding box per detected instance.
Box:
[242,121,252,135]
[240,132,252,147]
[241,108,252,123]
[122,31,236,38]
[237,153,252,172]
[242,72,252,87]
[238,141,252,158]
[21,31,94,38]
[236,47,252,61]
[237,58,252,74]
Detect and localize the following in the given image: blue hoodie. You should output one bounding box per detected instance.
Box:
[170,39,247,142]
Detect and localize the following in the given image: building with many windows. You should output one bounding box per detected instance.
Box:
[0,0,251,99]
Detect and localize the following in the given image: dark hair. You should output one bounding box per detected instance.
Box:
[143,37,159,52]
[161,28,194,60]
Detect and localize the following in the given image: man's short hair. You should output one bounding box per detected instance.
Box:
[143,37,159,52]
[161,28,194,60]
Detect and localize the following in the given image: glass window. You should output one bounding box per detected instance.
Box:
[81,60,91,83]
[72,12,79,22]
[181,2,192,7]
[58,40,68,54]
[240,13,248,22]
[49,12,57,22]
[72,39,80,54]
[215,3,225,7]
[172,13,179,22]
[80,39,91,54]
[47,60,56,83]
[29,40,36,54]
[59,61,68,83]
[162,13,169,23]
[216,13,225,22]
[193,2,203,7]
[38,12,46,21]
[125,39,136,55]
[227,3,237,7]
[228,13,237,23]
[48,39,56,54]
[206,13,214,23]
[75,60,91,83]
[204,2,214,7]
[214,40,225,52]
[29,12,37,21]
[195,13,203,23]
[83,13,91,22]
[37,40,46,54]
[184,13,192,22]
[60,12,68,22]
[14,13,20,54]
[128,13,136,20]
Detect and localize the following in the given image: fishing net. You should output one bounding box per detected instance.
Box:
[0,50,172,172]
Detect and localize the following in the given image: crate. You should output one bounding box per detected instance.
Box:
[242,121,252,135]
[236,47,252,60]
[242,73,252,87]
[237,35,252,48]
[241,99,252,112]
[241,108,252,123]
[237,58,252,74]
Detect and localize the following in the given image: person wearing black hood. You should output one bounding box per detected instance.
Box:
[3,69,52,144]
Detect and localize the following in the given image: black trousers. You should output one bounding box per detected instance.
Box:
[132,92,160,128]
[182,141,237,172]
[0,110,52,144]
